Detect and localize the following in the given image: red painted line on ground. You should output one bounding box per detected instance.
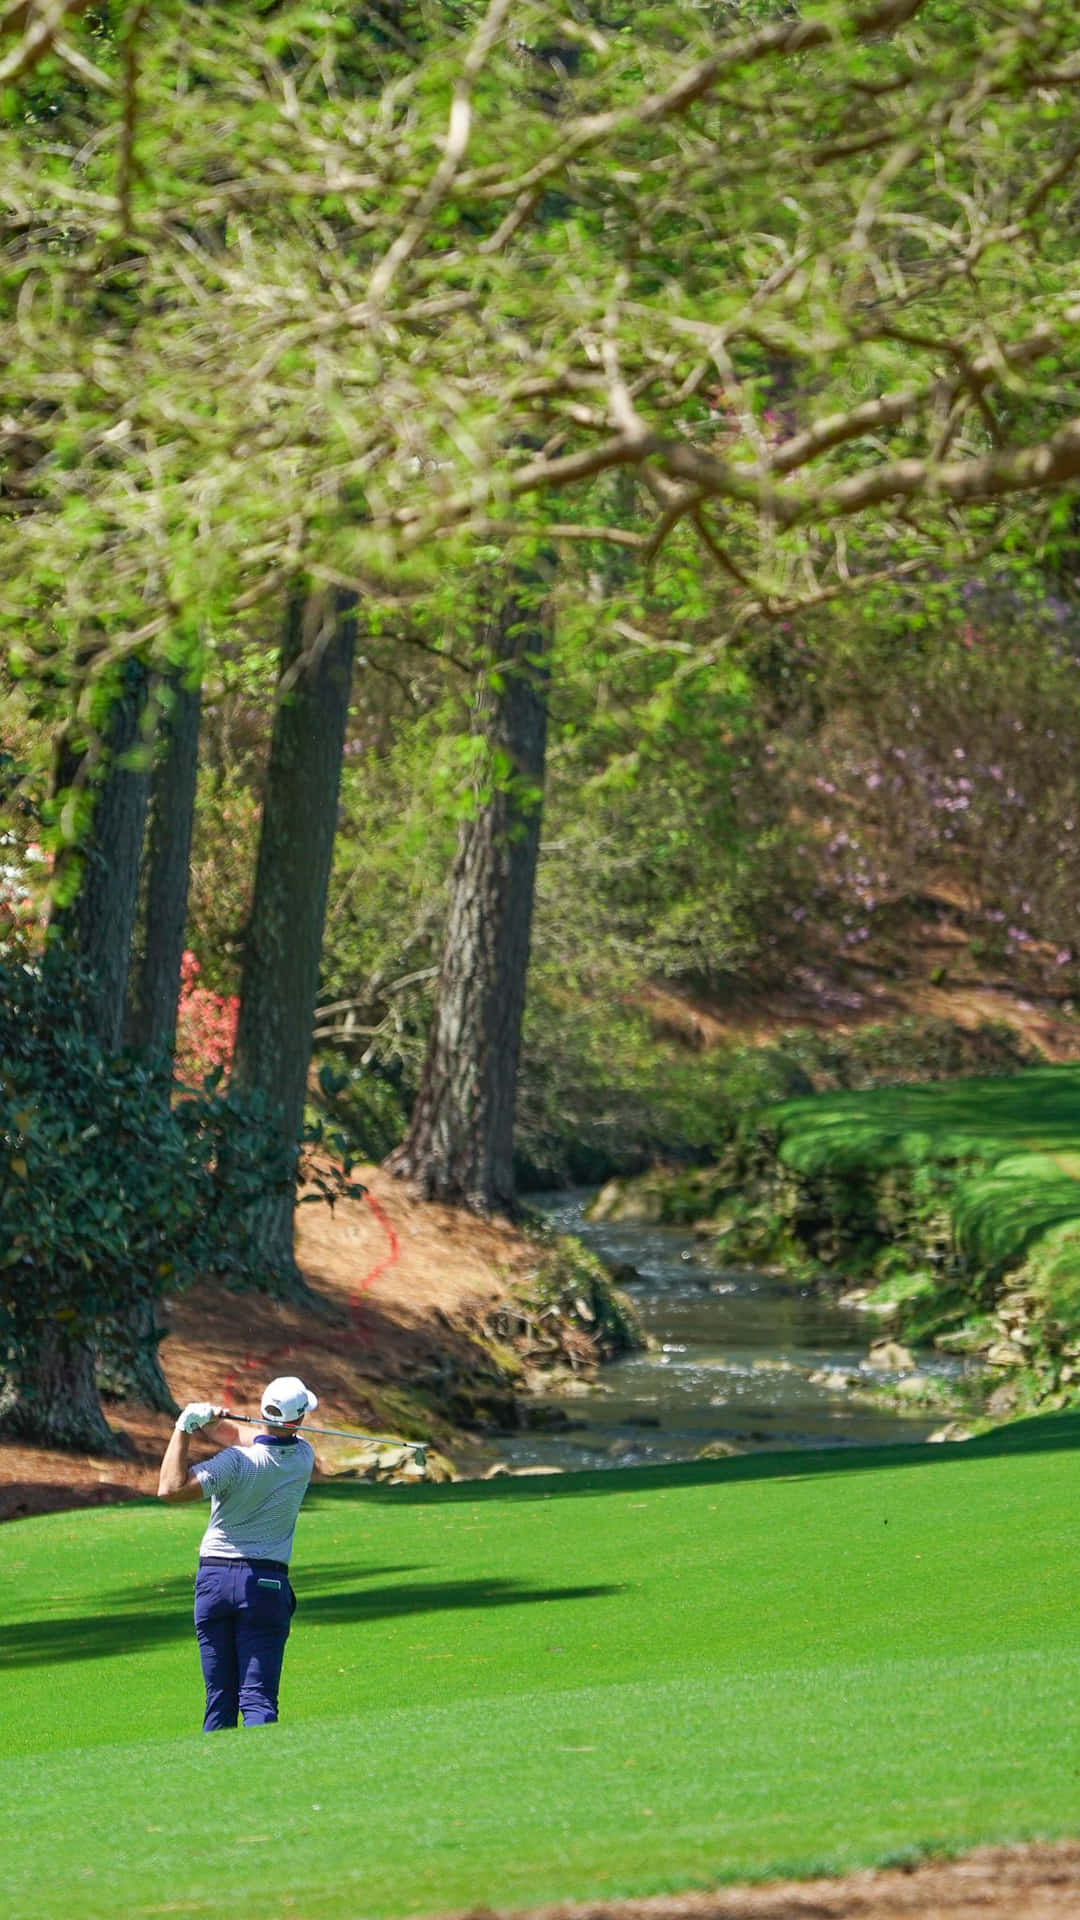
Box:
[352,1190,402,1298]
[217,1188,403,1404]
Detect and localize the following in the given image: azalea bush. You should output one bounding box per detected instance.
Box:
[175,949,239,1084]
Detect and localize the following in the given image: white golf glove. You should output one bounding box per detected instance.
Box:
[175,1402,227,1434]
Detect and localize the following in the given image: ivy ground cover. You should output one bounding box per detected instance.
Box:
[3,1419,1080,1920]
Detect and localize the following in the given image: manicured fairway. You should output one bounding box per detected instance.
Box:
[3,1417,1080,1920]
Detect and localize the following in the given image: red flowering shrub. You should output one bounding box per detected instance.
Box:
[175,950,239,1084]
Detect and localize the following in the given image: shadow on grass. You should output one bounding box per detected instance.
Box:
[64,1561,432,1615]
[0,1575,623,1669]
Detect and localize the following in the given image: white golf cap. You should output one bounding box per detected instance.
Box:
[261,1375,319,1422]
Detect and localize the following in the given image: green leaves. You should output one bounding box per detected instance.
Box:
[0,941,294,1372]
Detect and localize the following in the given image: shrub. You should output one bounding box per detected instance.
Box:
[175,948,239,1084]
[0,942,289,1445]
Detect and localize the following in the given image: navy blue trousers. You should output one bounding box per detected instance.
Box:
[193,1557,296,1732]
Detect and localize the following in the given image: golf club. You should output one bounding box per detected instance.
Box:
[227,1412,427,1466]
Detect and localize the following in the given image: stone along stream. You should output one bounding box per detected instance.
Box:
[490,1194,966,1473]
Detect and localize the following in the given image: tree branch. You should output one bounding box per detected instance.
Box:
[462,0,929,208]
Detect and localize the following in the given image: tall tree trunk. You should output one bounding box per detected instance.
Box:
[386,576,551,1214]
[231,591,357,1278]
[49,658,151,1052]
[125,672,202,1057]
[106,673,202,1415]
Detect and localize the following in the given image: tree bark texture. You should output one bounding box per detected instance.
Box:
[49,659,152,1053]
[95,1294,177,1418]
[386,579,551,1214]
[125,672,202,1057]
[104,674,201,1412]
[0,1317,123,1455]
[231,591,357,1275]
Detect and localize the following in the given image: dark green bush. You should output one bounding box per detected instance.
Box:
[0,945,290,1423]
[309,1055,409,1163]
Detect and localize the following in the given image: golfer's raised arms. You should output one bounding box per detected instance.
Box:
[157,1402,227,1501]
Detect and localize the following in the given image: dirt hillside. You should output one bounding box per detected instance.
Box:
[0,1166,537,1522]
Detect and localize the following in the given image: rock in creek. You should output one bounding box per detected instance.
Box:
[866,1340,916,1371]
[926,1422,975,1443]
[808,1368,859,1391]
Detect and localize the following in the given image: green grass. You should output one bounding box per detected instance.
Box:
[772,1063,1080,1176]
[772,1064,1080,1284]
[4,1417,1080,1919]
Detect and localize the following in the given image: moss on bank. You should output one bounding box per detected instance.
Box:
[396,1234,647,1456]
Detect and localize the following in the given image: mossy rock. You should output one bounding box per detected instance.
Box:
[588,1161,742,1229]
[514,1236,646,1359]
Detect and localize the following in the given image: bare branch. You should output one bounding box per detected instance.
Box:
[367,0,513,306]
[116,2,150,236]
[0,0,110,88]
[460,0,929,205]
[769,323,1065,477]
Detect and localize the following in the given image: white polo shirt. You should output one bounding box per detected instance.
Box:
[192,1433,315,1566]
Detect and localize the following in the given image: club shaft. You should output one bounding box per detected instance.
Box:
[228,1412,426,1452]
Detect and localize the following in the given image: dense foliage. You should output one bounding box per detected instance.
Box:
[0,940,290,1427]
[3,3,1080,1417]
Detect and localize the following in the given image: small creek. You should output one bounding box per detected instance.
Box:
[483,1193,967,1473]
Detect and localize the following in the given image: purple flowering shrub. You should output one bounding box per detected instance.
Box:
[754,621,1080,997]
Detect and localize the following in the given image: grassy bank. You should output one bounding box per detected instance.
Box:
[768,1067,1080,1362]
[3,1416,1080,1917]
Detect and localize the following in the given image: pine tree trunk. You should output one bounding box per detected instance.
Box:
[386,579,551,1214]
[125,672,201,1057]
[231,591,357,1278]
[0,1312,125,1454]
[104,674,201,1415]
[49,659,152,1053]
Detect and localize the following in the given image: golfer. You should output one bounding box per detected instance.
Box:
[157,1374,318,1732]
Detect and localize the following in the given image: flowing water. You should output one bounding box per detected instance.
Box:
[485,1193,967,1472]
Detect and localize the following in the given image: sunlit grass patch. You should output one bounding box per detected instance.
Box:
[3,1420,1080,1918]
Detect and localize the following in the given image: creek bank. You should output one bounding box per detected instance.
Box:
[0,1197,648,1511]
[319,1231,648,1484]
[472,1196,962,1475]
[588,1075,1080,1427]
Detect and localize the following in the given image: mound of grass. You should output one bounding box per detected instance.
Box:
[768,1067,1080,1341]
[772,1066,1080,1185]
[3,1418,1080,1918]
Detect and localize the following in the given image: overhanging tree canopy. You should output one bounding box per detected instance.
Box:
[3,0,1080,693]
